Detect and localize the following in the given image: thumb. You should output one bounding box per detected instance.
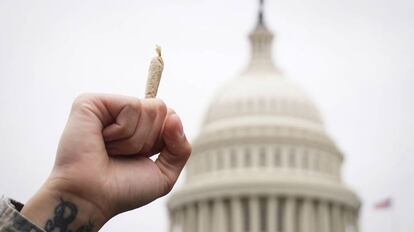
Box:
[155,114,192,195]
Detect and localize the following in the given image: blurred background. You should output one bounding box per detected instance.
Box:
[0,0,413,232]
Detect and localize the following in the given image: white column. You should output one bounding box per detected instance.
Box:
[231,197,243,232]
[283,197,296,232]
[169,210,175,232]
[267,196,278,232]
[343,208,352,232]
[299,199,312,232]
[352,210,360,232]
[183,206,191,232]
[331,204,341,232]
[309,201,316,232]
[213,198,227,232]
[343,207,349,232]
[249,196,260,232]
[317,201,330,232]
[338,207,345,232]
[189,204,197,232]
[176,208,184,232]
[198,201,209,232]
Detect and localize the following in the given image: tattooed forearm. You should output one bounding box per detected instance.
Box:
[11,213,44,232]
[75,221,94,232]
[44,198,94,232]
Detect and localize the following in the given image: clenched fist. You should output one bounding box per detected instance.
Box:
[21,94,191,232]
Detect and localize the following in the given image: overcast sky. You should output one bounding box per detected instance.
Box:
[0,0,413,231]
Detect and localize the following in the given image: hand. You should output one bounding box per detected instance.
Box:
[21,94,192,231]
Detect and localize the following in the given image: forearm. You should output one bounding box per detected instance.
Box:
[21,188,107,232]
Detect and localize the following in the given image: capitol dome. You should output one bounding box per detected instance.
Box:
[167,2,361,232]
[204,70,323,130]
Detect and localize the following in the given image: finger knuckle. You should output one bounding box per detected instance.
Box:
[72,93,95,110]
[144,99,167,120]
[144,102,157,121]
[156,99,167,116]
[132,99,142,113]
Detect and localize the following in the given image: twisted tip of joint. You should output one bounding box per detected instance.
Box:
[155,45,162,57]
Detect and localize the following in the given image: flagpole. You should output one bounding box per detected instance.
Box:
[374,197,394,232]
[391,206,394,232]
[390,200,396,232]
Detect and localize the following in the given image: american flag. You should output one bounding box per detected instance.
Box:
[374,198,392,209]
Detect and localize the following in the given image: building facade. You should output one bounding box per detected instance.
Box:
[167,4,360,232]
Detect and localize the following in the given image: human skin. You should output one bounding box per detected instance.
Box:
[19,94,192,232]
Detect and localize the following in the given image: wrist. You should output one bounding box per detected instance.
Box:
[21,185,107,232]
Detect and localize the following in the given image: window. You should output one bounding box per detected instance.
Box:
[258,98,265,113]
[320,156,326,174]
[325,157,331,174]
[302,150,309,170]
[280,100,286,114]
[274,148,281,167]
[217,151,223,170]
[206,153,211,172]
[314,154,319,172]
[285,100,291,114]
[230,149,237,168]
[270,98,277,112]
[244,148,251,168]
[259,148,266,167]
[187,160,193,176]
[289,148,296,168]
[236,100,242,113]
[247,99,254,113]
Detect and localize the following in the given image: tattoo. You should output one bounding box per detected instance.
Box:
[75,221,94,232]
[11,212,43,232]
[43,198,94,232]
[44,198,77,231]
